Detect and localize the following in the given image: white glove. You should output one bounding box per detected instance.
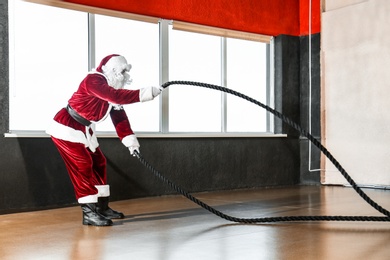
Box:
[121,134,140,156]
[129,146,140,156]
[139,86,162,102]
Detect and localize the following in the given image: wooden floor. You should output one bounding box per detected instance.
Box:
[1,186,390,260]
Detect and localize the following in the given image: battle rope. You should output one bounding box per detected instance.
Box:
[134,80,390,223]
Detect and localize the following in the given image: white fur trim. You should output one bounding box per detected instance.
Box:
[46,120,99,152]
[139,87,153,102]
[139,87,161,102]
[78,194,98,204]
[85,125,98,153]
[95,185,110,197]
[46,120,89,146]
[122,134,140,148]
[89,70,107,78]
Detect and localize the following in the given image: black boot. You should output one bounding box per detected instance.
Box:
[81,203,113,226]
[96,197,125,219]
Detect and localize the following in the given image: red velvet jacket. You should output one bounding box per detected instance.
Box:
[51,72,140,143]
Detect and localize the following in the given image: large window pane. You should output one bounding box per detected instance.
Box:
[9,2,271,136]
[94,15,159,132]
[9,1,88,131]
[226,38,267,132]
[169,28,221,132]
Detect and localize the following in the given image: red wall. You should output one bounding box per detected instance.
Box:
[65,0,320,36]
[299,0,321,35]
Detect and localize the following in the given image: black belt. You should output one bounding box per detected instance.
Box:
[66,105,91,127]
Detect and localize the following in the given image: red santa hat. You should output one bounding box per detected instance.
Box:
[96,54,131,73]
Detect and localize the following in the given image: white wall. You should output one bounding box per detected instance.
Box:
[322,0,390,186]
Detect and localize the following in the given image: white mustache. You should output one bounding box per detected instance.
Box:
[108,71,132,89]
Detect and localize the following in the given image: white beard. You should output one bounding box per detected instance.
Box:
[107,71,131,90]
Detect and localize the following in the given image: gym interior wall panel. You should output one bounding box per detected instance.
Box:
[274,33,321,184]
[322,0,390,186]
[299,33,321,184]
[0,0,8,133]
[102,138,301,200]
[274,35,301,137]
[0,137,300,214]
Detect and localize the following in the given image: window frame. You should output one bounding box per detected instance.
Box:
[6,1,281,138]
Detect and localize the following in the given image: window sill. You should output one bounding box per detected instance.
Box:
[4,131,287,138]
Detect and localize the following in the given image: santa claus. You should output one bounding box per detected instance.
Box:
[47,54,161,226]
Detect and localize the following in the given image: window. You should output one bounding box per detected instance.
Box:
[169,28,222,132]
[9,1,88,131]
[226,38,268,132]
[8,0,273,136]
[93,14,160,132]
[166,25,271,134]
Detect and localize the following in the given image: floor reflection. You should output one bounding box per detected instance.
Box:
[0,186,390,259]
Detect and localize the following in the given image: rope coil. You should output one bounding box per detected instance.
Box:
[134,81,390,223]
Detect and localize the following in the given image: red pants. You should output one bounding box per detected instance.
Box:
[51,137,107,202]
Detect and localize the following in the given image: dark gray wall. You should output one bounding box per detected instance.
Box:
[274,34,321,185]
[0,136,301,214]
[0,0,321,214]
[299,34,321,184]
[0,1,8,133]
[274,35,301,137]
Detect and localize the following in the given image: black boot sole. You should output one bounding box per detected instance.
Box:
[82,218,113,226]
[102,213,125,220]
